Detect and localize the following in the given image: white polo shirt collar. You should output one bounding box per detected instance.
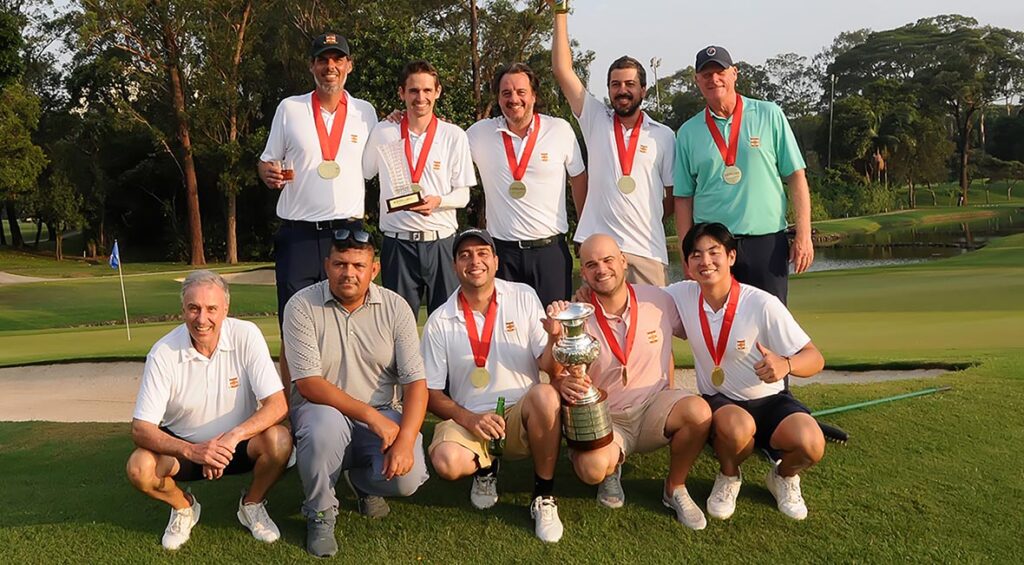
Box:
[179,320,235,363]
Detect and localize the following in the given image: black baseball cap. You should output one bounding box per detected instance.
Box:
[452,229,495,258]
[695,46,733,72]
[310,32,350,58]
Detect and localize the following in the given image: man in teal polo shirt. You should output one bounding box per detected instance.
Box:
[673,46,813,304]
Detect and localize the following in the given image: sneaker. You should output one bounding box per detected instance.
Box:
[596,465,625,509]
[470,474,498,509]
[662,485,707,530]
[529,496,564,543]
[344,470,390,518]
[706,472,742,520]
[162,496,201,550]
[306,512,338,558]
[236,492,281,543]
[765,463,808,520]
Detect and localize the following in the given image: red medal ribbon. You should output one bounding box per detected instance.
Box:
[401,114,438,184]
[458,291,499,368]
[704,94,743,166]
[501,114,541,181]
[590,284,639,371]
[311,91,349,162]
[697,277,741,369]
[614,113,644,177]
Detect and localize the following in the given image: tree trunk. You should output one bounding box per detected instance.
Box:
[469,0,482,120]
[908,180,915,209]
[55,228,63,261]
[33,219,42,247]
[5,202,24,247]
[0,221,6,246]
[224,1,251,266]
[226,191,238,263]
[161,11,205,266]
[957,113,974,205]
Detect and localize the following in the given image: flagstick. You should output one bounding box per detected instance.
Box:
[117,257,131,341]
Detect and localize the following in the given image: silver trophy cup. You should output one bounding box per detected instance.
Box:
[551,303,614,451]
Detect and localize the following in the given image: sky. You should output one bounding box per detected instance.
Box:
[566,0,1024,88]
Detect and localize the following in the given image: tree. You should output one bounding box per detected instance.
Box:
[0,82,47,247]
[763,52,818,118]
[34,170,83,260]
[78,0,207,265]
[830,16,1024,204]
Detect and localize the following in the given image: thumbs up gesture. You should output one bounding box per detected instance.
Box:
[753,342,789,384]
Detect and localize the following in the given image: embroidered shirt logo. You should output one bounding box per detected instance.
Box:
[749,137,761,148]
[229,377,240,389]
[646,330,659,344]
[350,134,359,143]
[505,321,516,333]
[432,160,442,170]
[736,339,747,351]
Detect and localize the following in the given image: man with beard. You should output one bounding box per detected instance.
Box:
[548,234,711,530]
[673,46,813,304]
[283,229,429,557]
[421,229,566,542]
[549,3,676,286]
[258,32,379,391]
[363,60,476,317]
[466,63,587,307]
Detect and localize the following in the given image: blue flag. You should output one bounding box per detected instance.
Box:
[109,241,120,269]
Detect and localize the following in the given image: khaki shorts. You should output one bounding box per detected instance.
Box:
[610,388,692,457]
[624,253,668,287]
[428,399,529,469]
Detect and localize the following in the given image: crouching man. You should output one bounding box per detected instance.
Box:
[666,222,826,521]
[126,270,292,550]
[421,229,565,543]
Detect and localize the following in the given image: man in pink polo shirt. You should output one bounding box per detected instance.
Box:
[546,234,712,530]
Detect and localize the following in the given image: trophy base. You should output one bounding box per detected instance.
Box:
[386,192,425,213]
[561,388,614,451]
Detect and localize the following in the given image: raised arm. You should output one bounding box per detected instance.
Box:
[549,2,586,116]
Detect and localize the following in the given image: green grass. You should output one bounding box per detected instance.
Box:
[0,247,272,279]
[1,214,1023,560]
[1,363,1020,562]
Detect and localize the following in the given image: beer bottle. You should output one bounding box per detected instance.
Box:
[489,396,506,456]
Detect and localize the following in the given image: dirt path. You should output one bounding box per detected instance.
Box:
[0,362,948,423]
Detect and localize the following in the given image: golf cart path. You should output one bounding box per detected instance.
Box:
[0,362,947,423]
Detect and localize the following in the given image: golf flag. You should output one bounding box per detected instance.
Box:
[110,239,131,341]
[109,241,120,269]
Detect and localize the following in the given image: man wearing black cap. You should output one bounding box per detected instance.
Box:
[282,228,429,557]
[549,1,676,287]
[421,228,566,543]
[258,32,380,391]
[673,46,813,304]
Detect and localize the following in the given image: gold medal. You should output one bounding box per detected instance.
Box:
[617,176,636,194]
[318,160,341,179]
[723,165,742,185]
[470,367,490,388]
[711,366,725,387]
[508,180,527,199]
[409,183,422,193]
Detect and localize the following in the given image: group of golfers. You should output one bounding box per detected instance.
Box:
[125,4,827,557]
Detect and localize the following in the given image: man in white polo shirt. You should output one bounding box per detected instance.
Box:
[665,222,826,521]
[363,60,476,317]
[549,3,675,285]
[422,229,565,543]
[467,62,587,307]
[126,271,292,551]
[257,31,379,390]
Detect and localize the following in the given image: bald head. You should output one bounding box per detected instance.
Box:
[579,234,628,296]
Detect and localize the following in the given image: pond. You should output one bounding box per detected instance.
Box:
[663,206,1023,278]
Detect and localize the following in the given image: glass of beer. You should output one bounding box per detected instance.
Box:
[277,159,295,182]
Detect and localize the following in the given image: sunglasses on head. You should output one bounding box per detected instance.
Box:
[332,228,372,243]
